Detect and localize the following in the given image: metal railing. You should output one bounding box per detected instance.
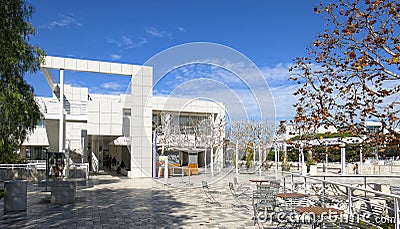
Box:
[0,164,36,169]
[91,152,99,174]
[281,171,400,228]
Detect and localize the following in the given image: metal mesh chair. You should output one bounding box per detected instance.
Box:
[252,189,277,225]
[233,177,251,192]
[229,182,249,210]
[202,181,221,206]
[276,197,309,228]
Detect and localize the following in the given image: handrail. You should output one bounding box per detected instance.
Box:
[281,171,400,228]
[312,174,400,178]
[281,171,400,199]
[91,152,99,174]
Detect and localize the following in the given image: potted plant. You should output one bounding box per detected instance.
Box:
[282,159,290,171]
[245,151,253,169]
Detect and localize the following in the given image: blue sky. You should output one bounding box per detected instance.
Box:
[25,0,326,121]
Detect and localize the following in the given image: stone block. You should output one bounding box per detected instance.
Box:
[51,181,76,204]
[4,180,27,212]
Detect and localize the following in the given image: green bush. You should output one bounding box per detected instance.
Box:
[245,151,253,168]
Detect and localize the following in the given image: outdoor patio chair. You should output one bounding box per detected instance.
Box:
[252,190,277,225]
[233,177,251,192]
[292,182,304,192]
[201,181,222,206]
[229,182,249,210]
[264,175,277,180]
[257,183,280,195]
[273,197,310,228]
[282,197,309,211]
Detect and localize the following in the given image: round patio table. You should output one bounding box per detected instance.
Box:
[295,206,344,228]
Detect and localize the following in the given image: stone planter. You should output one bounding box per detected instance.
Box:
[309,165,317,176]
[51,181,76,204]
[282,163,291,171]
[4,180,27,212]
[301,166,308,176]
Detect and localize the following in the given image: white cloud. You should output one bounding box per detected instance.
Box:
[107,36,148,49]
[177,26,186,32]
[101,82,125,91]
[41,14,82,29]
[270,84,298,121]
[168,59,294,89]
[110,54,121,61]
[89,87,123,95]
[153,62,298,122]
[146,27,172,38]
[260,63,294,86]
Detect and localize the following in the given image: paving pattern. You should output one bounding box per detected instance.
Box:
[0,171,265,229]
[2,169,400,228]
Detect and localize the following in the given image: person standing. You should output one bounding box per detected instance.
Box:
[353,163,359,174]
[111,156,116,170]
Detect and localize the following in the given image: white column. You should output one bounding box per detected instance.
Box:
[360,147,363,175]
[325,153,328,174]
[204,146,207,171]
[253,145,256,166]
[301,143,305,175]
[284,142,287,163]
[299,153,301,171]
[152,129,157,178]
[211,146,214,176]
[164,157,169,184]
[258,144,261,175]
[274,144,278,173]
[263,147,266,166]
[58,69,64,153]
[235,140,239,175]
[341,142,346,175]
[277,144,280,170]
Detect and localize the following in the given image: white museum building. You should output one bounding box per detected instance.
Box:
[21,56,226,178]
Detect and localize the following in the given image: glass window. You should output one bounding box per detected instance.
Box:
[179,115,189,126]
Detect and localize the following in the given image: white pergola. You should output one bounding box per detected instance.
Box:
[288,136,364,175]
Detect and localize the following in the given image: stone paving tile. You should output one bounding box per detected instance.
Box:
[0,171,269,228]
[4,169,391,228]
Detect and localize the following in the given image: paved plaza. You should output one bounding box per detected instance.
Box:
[1,168,399,229]
[0,170,265,229]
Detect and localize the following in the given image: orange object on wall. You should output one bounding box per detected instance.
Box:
[184,164,198,175]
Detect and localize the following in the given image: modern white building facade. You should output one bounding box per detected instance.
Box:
[22,56,226,178]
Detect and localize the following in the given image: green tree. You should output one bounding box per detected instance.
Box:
[0,0,45,163]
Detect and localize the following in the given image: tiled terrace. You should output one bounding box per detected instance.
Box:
[1,168,399,228]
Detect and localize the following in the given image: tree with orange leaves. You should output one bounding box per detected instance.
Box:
[290,0,399,148]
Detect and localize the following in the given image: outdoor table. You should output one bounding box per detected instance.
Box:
[295,206,344,228]
[249,179,271,186]
[275,192,308,199]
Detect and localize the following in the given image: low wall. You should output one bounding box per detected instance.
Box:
[69,168,88,179]
[0,168,46,182]
[0,165,88,182]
